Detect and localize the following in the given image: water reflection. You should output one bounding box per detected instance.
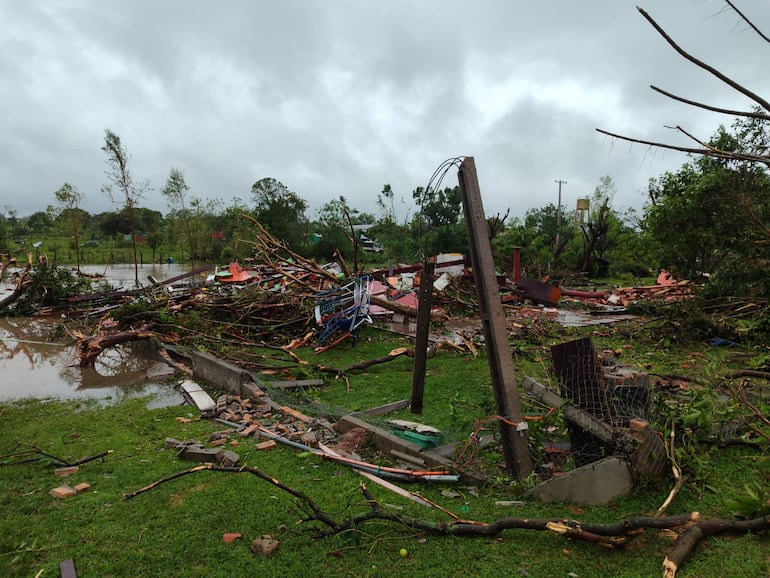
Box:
[0,263,200,293]
[0,317,182,404]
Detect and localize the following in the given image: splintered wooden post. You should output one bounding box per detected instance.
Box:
[458,157,533,478]
[410,261,434,414]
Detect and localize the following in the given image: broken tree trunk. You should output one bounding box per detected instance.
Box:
[76,323,157,367]
[0,266,33,312]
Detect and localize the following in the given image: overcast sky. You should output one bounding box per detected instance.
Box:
[2,1,768,223]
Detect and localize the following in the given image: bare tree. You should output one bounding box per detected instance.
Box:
[597,3,770,167]
[52,183,84,273]
[101,129,148,287]
[162,167,196,272]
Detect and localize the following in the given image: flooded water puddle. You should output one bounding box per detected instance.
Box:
[0,317,183,406]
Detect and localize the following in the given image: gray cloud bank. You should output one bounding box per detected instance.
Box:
[1,1,768,221]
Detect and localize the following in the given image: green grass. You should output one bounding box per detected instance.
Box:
[2,318,768,577]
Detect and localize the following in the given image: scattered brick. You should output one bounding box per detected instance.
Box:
[279,405,313,423]
[50,485,77,499]
[238,423,260,437]
[223,533,242,543]
[301,431,318,448]
[218,450,240,467]
[165,437,183,449]
[54,466,80,477]
[179,447,225,464]
[209,438,228,447]
[255,440,277,452]
[74,482,91,493]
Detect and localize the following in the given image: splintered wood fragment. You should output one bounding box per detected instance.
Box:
[454,332,478,357]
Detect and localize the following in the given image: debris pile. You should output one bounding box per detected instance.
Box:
[211,393,338,450]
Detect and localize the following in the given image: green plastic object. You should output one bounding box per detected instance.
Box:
[389,428,443,449]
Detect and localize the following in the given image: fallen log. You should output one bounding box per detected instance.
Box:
[75,323,157,367]
[370,294,447,321]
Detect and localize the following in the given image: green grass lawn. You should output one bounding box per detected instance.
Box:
[1,319,768,577]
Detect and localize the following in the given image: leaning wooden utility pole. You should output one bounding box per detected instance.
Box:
[458,157,533,478]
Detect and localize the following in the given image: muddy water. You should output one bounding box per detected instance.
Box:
[0,264,198,403]
[0,317,184,404]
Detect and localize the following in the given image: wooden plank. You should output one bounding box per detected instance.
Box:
[410,261,434,414]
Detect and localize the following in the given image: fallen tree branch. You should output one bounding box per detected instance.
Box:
[0,444,113,468]
[726,369,770,381]
[74,322,157,367]
[125,461,770,577]
[370,294,447,321]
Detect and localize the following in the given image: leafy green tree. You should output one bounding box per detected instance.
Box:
[101,129,149,286]
[643,123,770,297]
[26,211,54,235]
[251,178,308,249]
[312,196,355,260]
[0,212,8,252]
[411,185,465,255]
[496,204,578,277]
[51,183,85,272]
[95,210,132,237]
[213,198,253,263]
[413,185,462,229]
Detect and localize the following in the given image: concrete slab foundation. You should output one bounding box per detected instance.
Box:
[528,457,632,506]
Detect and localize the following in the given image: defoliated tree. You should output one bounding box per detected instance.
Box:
[162,167,197,271]
[377,184,396,224]
[251,177,308,249]
[579,176,616,274]
[101,129,148,287]
[52,182,85,273]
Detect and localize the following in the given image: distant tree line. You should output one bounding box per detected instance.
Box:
[0,117,768,299]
